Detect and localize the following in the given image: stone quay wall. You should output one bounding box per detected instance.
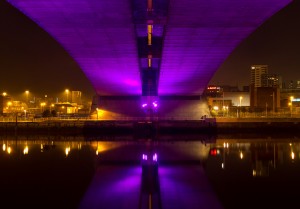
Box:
[0,118,299,137]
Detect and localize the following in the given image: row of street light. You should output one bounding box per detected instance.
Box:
[2,89,70,103]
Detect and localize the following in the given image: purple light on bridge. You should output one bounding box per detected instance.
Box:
[158,0,292,95]
[7,0,292,97]
[152,101,158,108]
[8,0,141,96]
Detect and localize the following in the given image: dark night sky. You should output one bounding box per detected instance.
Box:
[0,1,300,99]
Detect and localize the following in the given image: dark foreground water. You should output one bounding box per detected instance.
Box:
[1,134,300,209]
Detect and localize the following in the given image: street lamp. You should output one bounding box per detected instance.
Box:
[290,96,294,117]
[65,89,69,103]
[238,96,243,118]
[25,90,29,104]
[40,102,46,112]
[50,104,54,112]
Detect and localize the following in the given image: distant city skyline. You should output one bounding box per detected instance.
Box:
[0,1,299,97]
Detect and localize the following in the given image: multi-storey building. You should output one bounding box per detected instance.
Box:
[250,65,281,111]
[250,65,268,87]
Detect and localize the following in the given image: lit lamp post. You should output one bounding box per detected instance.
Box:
[238,96,243,118]
[50,104,54,112]
[290,96,294,117]
[25,90,29,104]
[40,102,46,113]
[65,89,69,103]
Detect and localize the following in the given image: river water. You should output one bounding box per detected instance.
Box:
[0,134,299,209]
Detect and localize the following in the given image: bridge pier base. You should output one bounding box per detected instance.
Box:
[90,95,210,120]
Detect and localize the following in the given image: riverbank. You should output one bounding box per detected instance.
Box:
[1,118,300,137]
[215,117,300,135]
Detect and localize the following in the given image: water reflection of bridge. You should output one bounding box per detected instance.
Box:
[2,137,300,208]
[1,137,222,209]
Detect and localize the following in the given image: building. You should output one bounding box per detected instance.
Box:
[250,65,268,87]
[250,65,281,111]
[288,80,294,89]
[297,80,300,89]
[262,74,282,88]
[250,86,280,111]
[203,86,222,97]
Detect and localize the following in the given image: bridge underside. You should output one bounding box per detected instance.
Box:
[8,0,291,119]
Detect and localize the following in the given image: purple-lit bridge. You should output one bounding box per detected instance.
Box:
[8,0,292,120]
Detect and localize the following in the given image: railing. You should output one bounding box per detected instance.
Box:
[0,112,300,123]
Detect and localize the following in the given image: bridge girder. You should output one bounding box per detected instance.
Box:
[7,0,292,97]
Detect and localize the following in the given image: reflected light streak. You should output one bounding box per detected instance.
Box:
[96,145,106,154]
[7,146,12,154]
[23,146,29,155]
[291,151,295,160]
[2,144,6,151]
[65,147,71,156]
[223,142,229,148]
[92,142,122,155]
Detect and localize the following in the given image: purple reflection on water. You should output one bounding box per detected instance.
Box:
[142,154,148,160]
[79,166,141,209]
[153,153,158,162]
[159,166,223,209]
[152,101,158,108]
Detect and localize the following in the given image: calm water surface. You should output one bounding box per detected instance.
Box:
[1,135,300,209]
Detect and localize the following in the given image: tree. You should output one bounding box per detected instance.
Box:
[42,109,51,117]
[51,110,57,117]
